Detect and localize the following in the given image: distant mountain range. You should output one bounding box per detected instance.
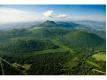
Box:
[38,20,79,28]
[0,20,106,32]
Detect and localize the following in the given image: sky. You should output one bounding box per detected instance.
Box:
[0,5,106,24]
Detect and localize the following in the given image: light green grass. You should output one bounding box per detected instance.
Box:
[87,61,101,69]
[22,64,31,70]
[92,53,106,61]
[92,69,106,74]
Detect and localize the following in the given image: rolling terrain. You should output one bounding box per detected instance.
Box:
[0,20,106,75]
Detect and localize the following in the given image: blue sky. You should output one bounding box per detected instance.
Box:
[1,5,105,15]
[0,5,106,23]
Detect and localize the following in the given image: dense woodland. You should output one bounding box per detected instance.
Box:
[0,21,106,75]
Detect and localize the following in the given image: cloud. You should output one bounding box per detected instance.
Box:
[43,11,69,21]
[57,14,68,18]
[43,10,53,17]
[0,8,40,24]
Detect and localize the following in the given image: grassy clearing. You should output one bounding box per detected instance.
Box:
[92,53,106,61]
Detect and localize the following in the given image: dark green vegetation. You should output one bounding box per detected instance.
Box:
[0,21,106,75]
